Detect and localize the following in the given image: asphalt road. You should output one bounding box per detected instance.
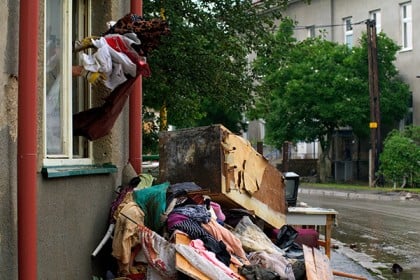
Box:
[298,187,420,279]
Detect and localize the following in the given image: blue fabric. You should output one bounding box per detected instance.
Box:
[133,181,170,232]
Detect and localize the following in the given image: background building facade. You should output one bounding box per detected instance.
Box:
[257,0,417,181]
[285,0,416,126]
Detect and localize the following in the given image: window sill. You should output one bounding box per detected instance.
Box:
[42,163,117,178]
[399,47,412,53]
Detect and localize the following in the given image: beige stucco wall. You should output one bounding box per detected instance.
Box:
[0,0,19,278]
[0,1,135,279]
[286,0,334,41]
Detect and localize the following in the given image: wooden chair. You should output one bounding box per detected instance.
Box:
[303,245,368,280]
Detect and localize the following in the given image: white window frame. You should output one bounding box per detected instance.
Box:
[43,0,93,166]
[307,25,315,38]
[369,9,381,33]
[343,17,353,48]
[400,2,412,50]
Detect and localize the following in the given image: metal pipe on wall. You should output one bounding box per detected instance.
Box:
[18,0,39,279]
[129,0,143,174]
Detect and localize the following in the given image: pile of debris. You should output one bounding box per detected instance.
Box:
[94,177,306,280]
[93,125,311,279]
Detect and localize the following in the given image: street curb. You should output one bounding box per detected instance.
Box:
[298,187,416,201]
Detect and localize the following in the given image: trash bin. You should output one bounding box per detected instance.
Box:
[284,172,299,207]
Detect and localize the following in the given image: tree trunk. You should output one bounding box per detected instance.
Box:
[160,101,168,131]
[318,134,333,183]
[319,154,333,183]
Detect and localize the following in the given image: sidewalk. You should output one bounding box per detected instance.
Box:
[299,184,419,201]
[297,185,393,279]
[330,250,377,280]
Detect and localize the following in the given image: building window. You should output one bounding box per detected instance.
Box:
[400,2,412,50]
[44,0,92,165]
[369,9,381,33]
[343,17,353,48]
[307,25,315,38]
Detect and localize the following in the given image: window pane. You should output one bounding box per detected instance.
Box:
[307,26,315,38]
[344,18,353,48]
[46,0,64,155]
[407,18,412,48]
[346,35,353,48]
[44,0,92,161]
[346,19,352,31]
[401,3,412,49]
[72,0,90,158]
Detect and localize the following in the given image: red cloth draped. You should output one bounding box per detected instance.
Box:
[73,76,138,140]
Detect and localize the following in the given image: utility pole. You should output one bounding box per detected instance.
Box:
[366,19,381,187]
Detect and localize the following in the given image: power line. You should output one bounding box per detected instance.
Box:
[293,19,368,30]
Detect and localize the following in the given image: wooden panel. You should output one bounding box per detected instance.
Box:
[303,245,318,280]
[303,245,368,280]
[158,125,287,228]
[174,233,246,280]
[251,163,287,213]
[313,246,334,280]
[303,245,334,280]
[159,125,223,193]
[175,233,211,280]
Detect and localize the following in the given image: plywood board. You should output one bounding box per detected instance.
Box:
[174,232,245,280]
[303,245,334,280]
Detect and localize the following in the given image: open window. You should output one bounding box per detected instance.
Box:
[43,2,169,173]
[44,0,92,166]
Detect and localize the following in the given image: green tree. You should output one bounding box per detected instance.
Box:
[379,126,420,188]
[250,18,297,120]
[348,32,411,136]
[142,108,160,155]
[251,21,410,181]
[141,0,293,132]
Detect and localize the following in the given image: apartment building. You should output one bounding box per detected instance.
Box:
[253,0,417,181]
[284,0,416,126]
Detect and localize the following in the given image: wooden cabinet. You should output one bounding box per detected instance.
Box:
[159,124,287,228]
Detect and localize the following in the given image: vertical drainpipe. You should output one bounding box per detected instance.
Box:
[18,0,39,279]
[129,0,143,174]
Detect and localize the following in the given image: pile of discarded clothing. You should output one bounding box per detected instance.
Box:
[72,13,170,141]
[95,176,309,280]
[74,13,170,90]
